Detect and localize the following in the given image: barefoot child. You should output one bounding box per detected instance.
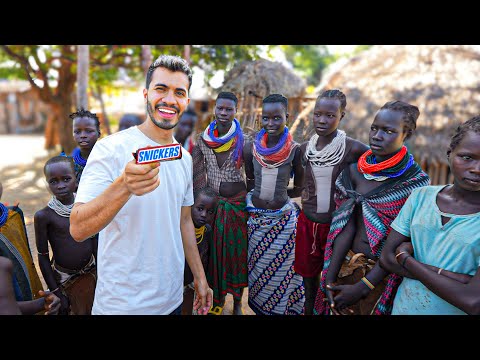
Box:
[296,89,368,314]
[182,187,218,315]
[314,100,430,315]
[35,156,97,315]
[380,116,480,314]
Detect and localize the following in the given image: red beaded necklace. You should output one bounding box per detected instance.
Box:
[357,146,407,174]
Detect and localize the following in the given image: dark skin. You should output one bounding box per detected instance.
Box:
[325,109,413,314]
[301,98,368,223]
[298,98,368,315]
[244,102,304,209]
[0,256,61,315]
[212,98,246,197]
[72,117,100,161]
[174,113,197,146]
[182,193,218,315]
[0,182,61,315]
[35,162,97,314]
[380,131,480,314]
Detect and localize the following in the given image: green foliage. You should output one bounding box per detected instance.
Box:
[276,45,338,86]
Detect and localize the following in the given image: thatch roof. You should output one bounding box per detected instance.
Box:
[292,45,480,165]
[220,59,306,99]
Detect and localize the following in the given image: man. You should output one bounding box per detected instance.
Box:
[70,55,212,315]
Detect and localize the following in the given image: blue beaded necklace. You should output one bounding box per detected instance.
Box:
[0,203,8,227]
[72,147,87,167]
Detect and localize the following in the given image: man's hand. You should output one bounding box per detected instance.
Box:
[193,280,212,315]
[123,159,161,196]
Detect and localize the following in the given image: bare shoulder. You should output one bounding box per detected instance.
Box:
[346,137,369,160]
[34,206,50,223]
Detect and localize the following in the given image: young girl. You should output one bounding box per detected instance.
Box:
[243,93,305,315]
[380,116,480,315]
[68,109,101,184]
[182,187,218,315]
[314,100,430,315]
[296,89,368,314]
[35,156,97,315]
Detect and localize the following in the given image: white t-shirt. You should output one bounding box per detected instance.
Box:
[76,126,194,315]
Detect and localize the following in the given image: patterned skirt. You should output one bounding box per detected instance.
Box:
[208,191,248,306]
[246,192,305,315]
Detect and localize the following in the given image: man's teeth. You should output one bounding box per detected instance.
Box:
[159,109,175,114]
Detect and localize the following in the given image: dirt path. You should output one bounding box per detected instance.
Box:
[0,134,254,315]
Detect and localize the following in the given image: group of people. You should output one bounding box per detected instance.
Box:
[1,54,479,315]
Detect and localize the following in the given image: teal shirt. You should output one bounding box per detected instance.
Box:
[390,185,480,315]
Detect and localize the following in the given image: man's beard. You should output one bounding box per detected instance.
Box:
[146,100,179,130]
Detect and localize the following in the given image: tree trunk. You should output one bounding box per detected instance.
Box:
[92,84,111,136]
[184,45,191,64]
[141,45,152,75]
[77,45,89,109]
[51,100,75,154]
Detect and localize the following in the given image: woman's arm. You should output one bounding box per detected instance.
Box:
[287,147,304,198]
[243,140,255,192]
[398,253,480,315]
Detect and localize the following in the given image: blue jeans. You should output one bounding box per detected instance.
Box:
[168,303,182,315]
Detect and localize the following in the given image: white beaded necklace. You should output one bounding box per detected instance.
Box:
[305,130,346,167]
[48,194,75,217]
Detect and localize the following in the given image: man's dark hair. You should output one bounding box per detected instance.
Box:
[263,93,288,112]
[216,91,238,106]
[146,55,193,90]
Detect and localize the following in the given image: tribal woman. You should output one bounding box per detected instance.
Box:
[243,94,305,315]
[313,100,430,315]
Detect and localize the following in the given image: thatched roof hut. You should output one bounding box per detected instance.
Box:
[290,45,480,183]
[221,59,306,99]
[219,59,307,134]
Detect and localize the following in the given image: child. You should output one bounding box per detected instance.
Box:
[296,89,368,314]
[243,93,305,315]
[314,100,430,315]
[182,187,218,315]
[35,156,97,315]
[174,108,198,153]
[380,116,480,315]
[67,109,101,184]
[118,113,143,132]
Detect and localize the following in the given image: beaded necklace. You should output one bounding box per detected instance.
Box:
[358,146,414,181]
[253,127,296,168]
[0,203,8,227]
[48,194,75,217]
[202,118,244,168]
[195,225,206,245]
[305,130,346,167]
[72,147,87,167]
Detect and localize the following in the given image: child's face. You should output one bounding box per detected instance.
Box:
[73,117,99,151]
[261,102,287,136]
[45,162,76,201]
[192,194,217,228]
[312,98,344,137]
[449,131,480,192]
[369,109,408,158]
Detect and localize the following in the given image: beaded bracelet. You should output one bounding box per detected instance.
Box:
[360,277,375,290]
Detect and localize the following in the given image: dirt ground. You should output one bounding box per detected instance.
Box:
[0,134,255,315]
